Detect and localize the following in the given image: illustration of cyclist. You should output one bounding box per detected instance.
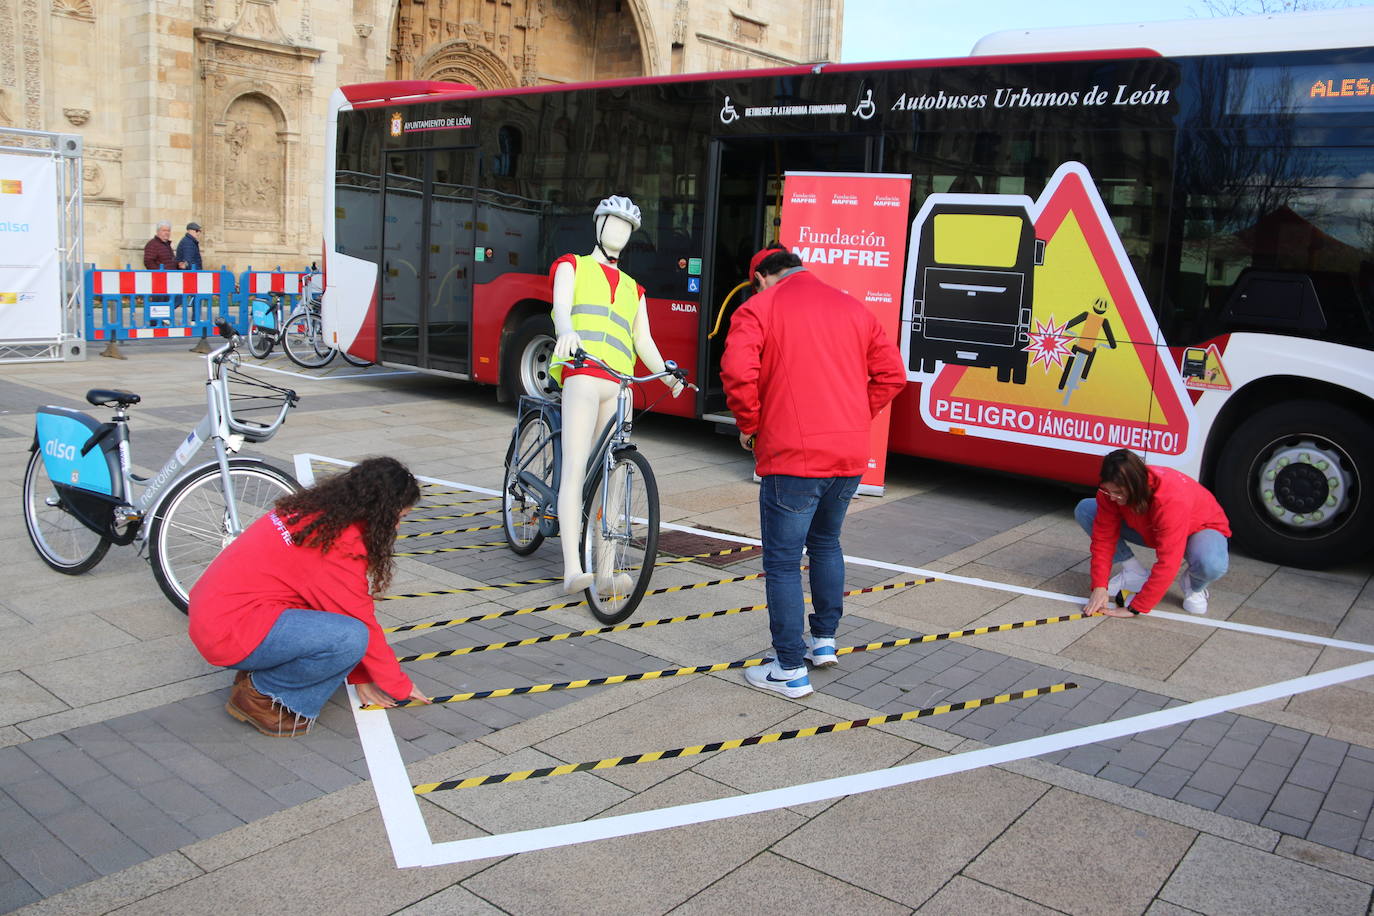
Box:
[1058,296,1118,395]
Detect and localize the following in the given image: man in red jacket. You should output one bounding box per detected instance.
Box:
[722,245,906,697]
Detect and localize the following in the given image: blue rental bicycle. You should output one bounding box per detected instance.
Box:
[23,319,301,612]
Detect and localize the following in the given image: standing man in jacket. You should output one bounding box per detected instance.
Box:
[176,222,203,270]
[142,221,177,270]
[722,244,906,697]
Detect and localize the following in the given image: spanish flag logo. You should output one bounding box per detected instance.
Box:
[0,180,21,194]
[0,292,18,304]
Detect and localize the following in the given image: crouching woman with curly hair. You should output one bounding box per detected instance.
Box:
[188,456,431,737]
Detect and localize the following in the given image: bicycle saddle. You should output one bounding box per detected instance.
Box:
[86,389,141,408]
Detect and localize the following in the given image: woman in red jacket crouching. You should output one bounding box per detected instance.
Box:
[1076,448,1231,619]
[189,456,431,737]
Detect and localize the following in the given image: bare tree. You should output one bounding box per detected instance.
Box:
[1193,0,1357,14]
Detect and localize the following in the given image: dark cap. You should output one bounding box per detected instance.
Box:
[186,222,202,231]
[749,244,786,281]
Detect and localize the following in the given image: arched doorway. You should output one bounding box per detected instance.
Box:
[386,0,649,88]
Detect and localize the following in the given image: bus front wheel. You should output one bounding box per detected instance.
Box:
[1214,399,1374,569]
[502,315,558,402]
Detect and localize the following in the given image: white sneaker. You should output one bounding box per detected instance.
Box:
[743,659,813,698]
[1107,557,1148,596]
[1181,565,1209,615]
[1182,588,1210,615]
[803,634,838,668]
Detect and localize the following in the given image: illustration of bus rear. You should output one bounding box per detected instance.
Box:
[908,203,1043,385]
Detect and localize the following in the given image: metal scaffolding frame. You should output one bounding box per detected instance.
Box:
[0,126,85,363]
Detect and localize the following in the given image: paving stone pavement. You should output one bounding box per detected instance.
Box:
[2,344,1373,915]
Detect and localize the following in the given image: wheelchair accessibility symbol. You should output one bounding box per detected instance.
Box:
[719,96,739,124]
[852,89,876,120]
[687,277,701,293]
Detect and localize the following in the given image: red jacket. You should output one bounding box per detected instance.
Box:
[1090,466,1231,612]
[188,511,412,699]
[721,269,906,477]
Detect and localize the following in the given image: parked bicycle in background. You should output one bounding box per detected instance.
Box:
[284,266,372,369]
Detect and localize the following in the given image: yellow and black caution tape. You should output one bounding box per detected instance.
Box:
[380,574,566,601]
[392,542,504,559]
[401,512,507,524]
[369,608,1085,709]
[417,496,500,507]
[382,572,765,630]
[379,545,765,603]
[383,573,926,631]
[411,682,1078,793]
[420,485,496,496]
[396,577,933,660]
[834,611,1087,657]
[394,512,503,537]
[657,545,759,564]
[393,531,507,557]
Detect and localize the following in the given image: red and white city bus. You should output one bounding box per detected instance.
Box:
[323,7,1374,569]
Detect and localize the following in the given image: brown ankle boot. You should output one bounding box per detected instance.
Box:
[225,675,312,737]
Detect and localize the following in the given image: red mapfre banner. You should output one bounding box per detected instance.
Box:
[779,171,912,493]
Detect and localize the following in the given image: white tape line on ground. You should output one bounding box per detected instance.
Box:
[402,659,1374,865]
[250,363,418,381]
[305,453,1374,866]
[347,685,436,867]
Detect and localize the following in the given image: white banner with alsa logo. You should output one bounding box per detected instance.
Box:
[0,152,61,340]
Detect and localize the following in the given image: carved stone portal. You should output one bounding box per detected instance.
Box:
[195,23,320,259]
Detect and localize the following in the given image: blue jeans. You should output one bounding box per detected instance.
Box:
[1074,498,1229,588]
[232,609,369,719]
[760,474,862,669]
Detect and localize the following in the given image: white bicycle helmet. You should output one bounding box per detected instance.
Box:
[593,195,641,231]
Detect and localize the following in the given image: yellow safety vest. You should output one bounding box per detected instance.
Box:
[550,255,640,385]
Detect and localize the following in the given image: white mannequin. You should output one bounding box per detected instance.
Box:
[552,208,682,594]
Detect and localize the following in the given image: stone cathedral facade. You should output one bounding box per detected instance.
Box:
[5,0,842,272]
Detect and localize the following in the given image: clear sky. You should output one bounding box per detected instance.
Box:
[841,0,1222,62]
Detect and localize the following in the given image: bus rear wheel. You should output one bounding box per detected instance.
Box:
[502,315,558,401]
[1214,400,1374,569]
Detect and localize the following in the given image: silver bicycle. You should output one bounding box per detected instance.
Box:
[23,319,301,612]
[501,350,692,624]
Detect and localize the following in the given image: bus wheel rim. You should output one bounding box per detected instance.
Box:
[1255,437,1352,530]
[520,334,555,398]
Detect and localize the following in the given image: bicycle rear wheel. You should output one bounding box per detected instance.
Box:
[580,448,658,624]
[148,459,299,612]
[21,449,111,574]
[283,309,335,369]
[502,410,556,555]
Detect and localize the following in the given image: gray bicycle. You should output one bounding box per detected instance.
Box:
[23,319,301,612]
[501,350,692,624]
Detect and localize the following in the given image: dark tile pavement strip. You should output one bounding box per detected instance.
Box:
[4,513,1370,909]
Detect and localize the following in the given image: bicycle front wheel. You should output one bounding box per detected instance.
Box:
[283,309,335,369]
[502,410,556,555]
[22,448,111,574]
[148,459,299,612]
[580,448,659,624]
[247,321,275,359]
[339,348,373,368]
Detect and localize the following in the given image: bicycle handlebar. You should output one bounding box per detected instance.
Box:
[571,348,697,389]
